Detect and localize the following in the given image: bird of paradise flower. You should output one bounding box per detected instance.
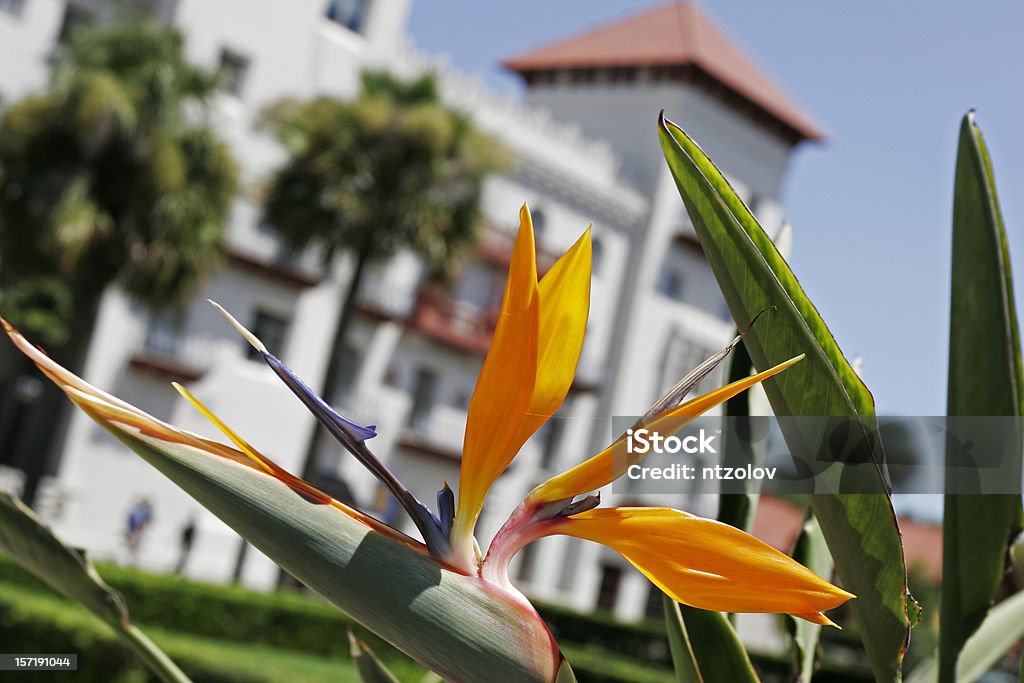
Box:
[2,204,852,681]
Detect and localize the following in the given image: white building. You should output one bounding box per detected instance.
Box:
[0,0,820,625]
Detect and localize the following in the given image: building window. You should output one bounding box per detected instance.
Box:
[595,564,623,612]
[217,48,249,97]
[325,0,370,33]
[407,366,438,428]
[591,236,604,276]
[524,69,558,86]
[569,68,597,84]
[246,309,288,361]
[530,207,546,236]
[515,542,538,583]
[539,409,566,470]
[608,67,638,83]
[657,269,684,300]
[645,584,667,621]
[747,193,763,217]
[656,239,690,302]
[329,341,362,405]
[0,0,25,18]
[558,539,581,590]
[144,309,185,358]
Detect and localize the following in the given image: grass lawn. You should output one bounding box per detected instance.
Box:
[0,582,429,682]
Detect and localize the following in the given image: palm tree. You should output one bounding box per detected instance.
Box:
[0,22,237,503]
[260,71,509,482]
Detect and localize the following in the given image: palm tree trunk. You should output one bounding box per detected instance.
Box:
[15,289,103,506]
[298,240,375,484]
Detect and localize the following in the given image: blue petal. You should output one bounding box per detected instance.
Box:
[260,351,377,442]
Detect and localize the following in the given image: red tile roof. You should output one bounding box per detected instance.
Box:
[752,495,943,583]
[503,2,822,142]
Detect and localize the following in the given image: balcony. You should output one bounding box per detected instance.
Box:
[129,326,235,383]
[355,270,417,321]
[350,223,567,352]
[398,405,468,461]
[410,285,498,354]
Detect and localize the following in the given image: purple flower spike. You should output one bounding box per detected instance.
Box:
[208,300,452,558]
[260,351,377,443]
[207,301,375,443]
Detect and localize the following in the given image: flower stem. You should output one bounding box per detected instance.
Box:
[481,502,551,588]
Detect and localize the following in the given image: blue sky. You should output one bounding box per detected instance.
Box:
[408,1,1024,416]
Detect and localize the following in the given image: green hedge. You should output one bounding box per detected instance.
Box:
[0,559,679,682]
[0,584,375,682]
[0,557,675,663]
[0,556,871,682]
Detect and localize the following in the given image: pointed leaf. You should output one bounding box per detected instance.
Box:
[0,317,562,682]
[659,114,911,681]
[555,658,579,683]
[718,228,791,531]
[790,514,832,683]
[0,493,189,683]
[663,595,759,683]
[91,418,561,683]
[941,112,1024,683]
[664,595,703,683]
[718,320,765,532]
[349,629,401,683]
[907,589,1024,683]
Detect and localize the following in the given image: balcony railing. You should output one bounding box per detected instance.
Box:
[130,326,235,382]
[399,405,468,461]
[410,285,498,354]
[356,271,417,320]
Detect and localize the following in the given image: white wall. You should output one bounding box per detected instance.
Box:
[0,0,62,105]
[524,77,795,200]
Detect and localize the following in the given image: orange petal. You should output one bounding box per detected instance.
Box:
[528,355,804,503]
[550,507,853,623]
[454,204,539,541]
[513,226,592,445]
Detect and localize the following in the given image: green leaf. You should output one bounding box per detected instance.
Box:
[717,222,789,532]
[348,629,400,683]
[555,658,579,683]
[907,590,1024,683]
[790,514,832,682]
[664,595,702,683]
[0,493,189,683]
[940,111,1024,683]
[659,113,912,682]
[663,595,759,683]
[96,422,561,683]
[717,336,763,531]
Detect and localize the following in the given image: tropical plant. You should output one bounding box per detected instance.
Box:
[0,203,853,682]
[0,22,237,501]
[1,110,1023,683]
[258,70,509,479]
[0,492,188,682]
[658,111,1024,683]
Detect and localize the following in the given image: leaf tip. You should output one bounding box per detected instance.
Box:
[209,300,267,353]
